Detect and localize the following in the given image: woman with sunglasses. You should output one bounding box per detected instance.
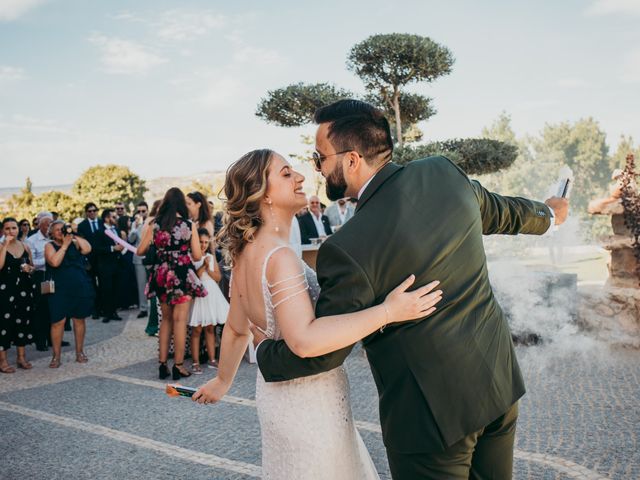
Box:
[17,219,31,242]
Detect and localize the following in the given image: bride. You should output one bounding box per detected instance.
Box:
[193,149,443,479]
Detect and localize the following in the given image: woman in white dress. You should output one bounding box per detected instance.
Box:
[189,228,229,373]
[193,149,443,479]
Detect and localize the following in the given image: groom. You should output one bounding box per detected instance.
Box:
[254,99,568,479]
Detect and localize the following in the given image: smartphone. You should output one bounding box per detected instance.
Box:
[556,178,572,199]
[165,384,197,398]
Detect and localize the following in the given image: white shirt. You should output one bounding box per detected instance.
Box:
[89,218,99,233]
[25,231,49,272]
[289,217,302,259]
[310,212,329,236]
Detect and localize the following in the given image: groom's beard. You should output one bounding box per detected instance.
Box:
[325,163,348,201]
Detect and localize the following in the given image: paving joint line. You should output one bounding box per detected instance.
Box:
[96,372,609,480]
[0,400,261,478]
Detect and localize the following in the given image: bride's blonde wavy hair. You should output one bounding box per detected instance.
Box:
[216,149,274,267]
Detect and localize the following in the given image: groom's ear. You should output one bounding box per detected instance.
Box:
[345,151,362,172]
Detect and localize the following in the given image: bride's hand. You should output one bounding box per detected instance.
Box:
[193,377,230,405]
[384,275,442,323]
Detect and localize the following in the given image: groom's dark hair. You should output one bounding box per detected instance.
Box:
[314,99,393,167]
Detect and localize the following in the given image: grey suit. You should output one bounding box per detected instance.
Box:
[128,222,148,311]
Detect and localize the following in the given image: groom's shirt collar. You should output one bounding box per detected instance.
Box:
[357,174,376,200]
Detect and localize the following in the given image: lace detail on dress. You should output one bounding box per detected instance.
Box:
[261,245,318,339]
[254,244,379,480]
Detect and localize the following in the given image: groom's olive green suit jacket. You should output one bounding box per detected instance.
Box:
[256,156,552,453]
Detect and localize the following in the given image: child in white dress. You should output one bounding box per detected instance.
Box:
[189,228,229,374]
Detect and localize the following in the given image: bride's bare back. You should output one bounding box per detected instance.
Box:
[231,235,301,334]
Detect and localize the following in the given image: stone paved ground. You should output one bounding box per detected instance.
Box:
[0,310,638,479]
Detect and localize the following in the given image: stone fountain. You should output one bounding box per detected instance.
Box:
[582,155,640,346]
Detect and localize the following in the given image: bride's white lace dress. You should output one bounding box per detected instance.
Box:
[255,246,379,480]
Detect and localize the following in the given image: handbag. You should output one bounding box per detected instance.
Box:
[41,267,55,294]
[142,244,157,266]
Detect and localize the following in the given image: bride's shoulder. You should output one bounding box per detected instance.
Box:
[264,245,303,283]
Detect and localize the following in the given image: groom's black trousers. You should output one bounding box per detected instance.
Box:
[387,402,518,480]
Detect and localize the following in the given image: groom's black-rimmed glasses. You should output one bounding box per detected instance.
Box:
[312,150,354,171]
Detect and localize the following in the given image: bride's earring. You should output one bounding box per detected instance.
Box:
[268,199,280,233]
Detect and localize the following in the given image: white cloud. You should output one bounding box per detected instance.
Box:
[585,0,640,16]
[233,45,285,66]
[556,77,590,88]
[621,48,640,83]
[156,9,227,41]
[0,65,25,81]
[88,34,167,75]
[0,0,47,21]
[113,8,227,42]
[0,114,68,133]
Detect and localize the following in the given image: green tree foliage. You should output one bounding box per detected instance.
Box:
[365,92,436,143]
[533,118,609,214]
[72,164,147,210]
[2,180,85,221]
[610,135,640,171]
[475,113,556,199]
[347,34,453,147]
[256,83,353,127]
[393,138,518,175]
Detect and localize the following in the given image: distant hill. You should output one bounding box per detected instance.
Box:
[0,171,227,202]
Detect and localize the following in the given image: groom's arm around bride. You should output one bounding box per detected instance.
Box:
[255,99,568,479]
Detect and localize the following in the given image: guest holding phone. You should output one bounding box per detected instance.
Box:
[0,218,36,373]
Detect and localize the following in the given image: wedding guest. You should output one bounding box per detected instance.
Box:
[76,202,102,318]
[325,198,354,229]
[45,220,94,368]
[213,211,223,235]
[297,195,332,244]
[114,201,127,219]
[51,212,59,221]
[95,209,124,322]
[25,212,54,351]
[137,188,205,380]
[0,218,36,373]
[186,191,214,237]
[116,215,138,309]
[18,219,31,241]
[129,201,149,319]
[189,228,228,374]
[142,200,161,336]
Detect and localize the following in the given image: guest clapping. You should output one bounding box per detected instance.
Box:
[137,188,206,380]
[45,221,94,368]
[189,228,229,373]
[0,218,36,373]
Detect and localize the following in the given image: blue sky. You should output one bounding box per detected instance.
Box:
[1,0,639,188]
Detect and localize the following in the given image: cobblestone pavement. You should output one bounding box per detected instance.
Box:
[0,310,638,479]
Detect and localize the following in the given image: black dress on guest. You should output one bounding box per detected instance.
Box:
[0,249,35,351]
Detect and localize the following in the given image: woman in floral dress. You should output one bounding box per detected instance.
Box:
[137,188,206,380]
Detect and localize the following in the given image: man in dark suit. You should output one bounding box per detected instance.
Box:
[76,202,103,318]
[93,208,124,322]
[254,100,568,479]
[297,195,332,244]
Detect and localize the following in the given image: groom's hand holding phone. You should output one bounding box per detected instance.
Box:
[544,197,569,226]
